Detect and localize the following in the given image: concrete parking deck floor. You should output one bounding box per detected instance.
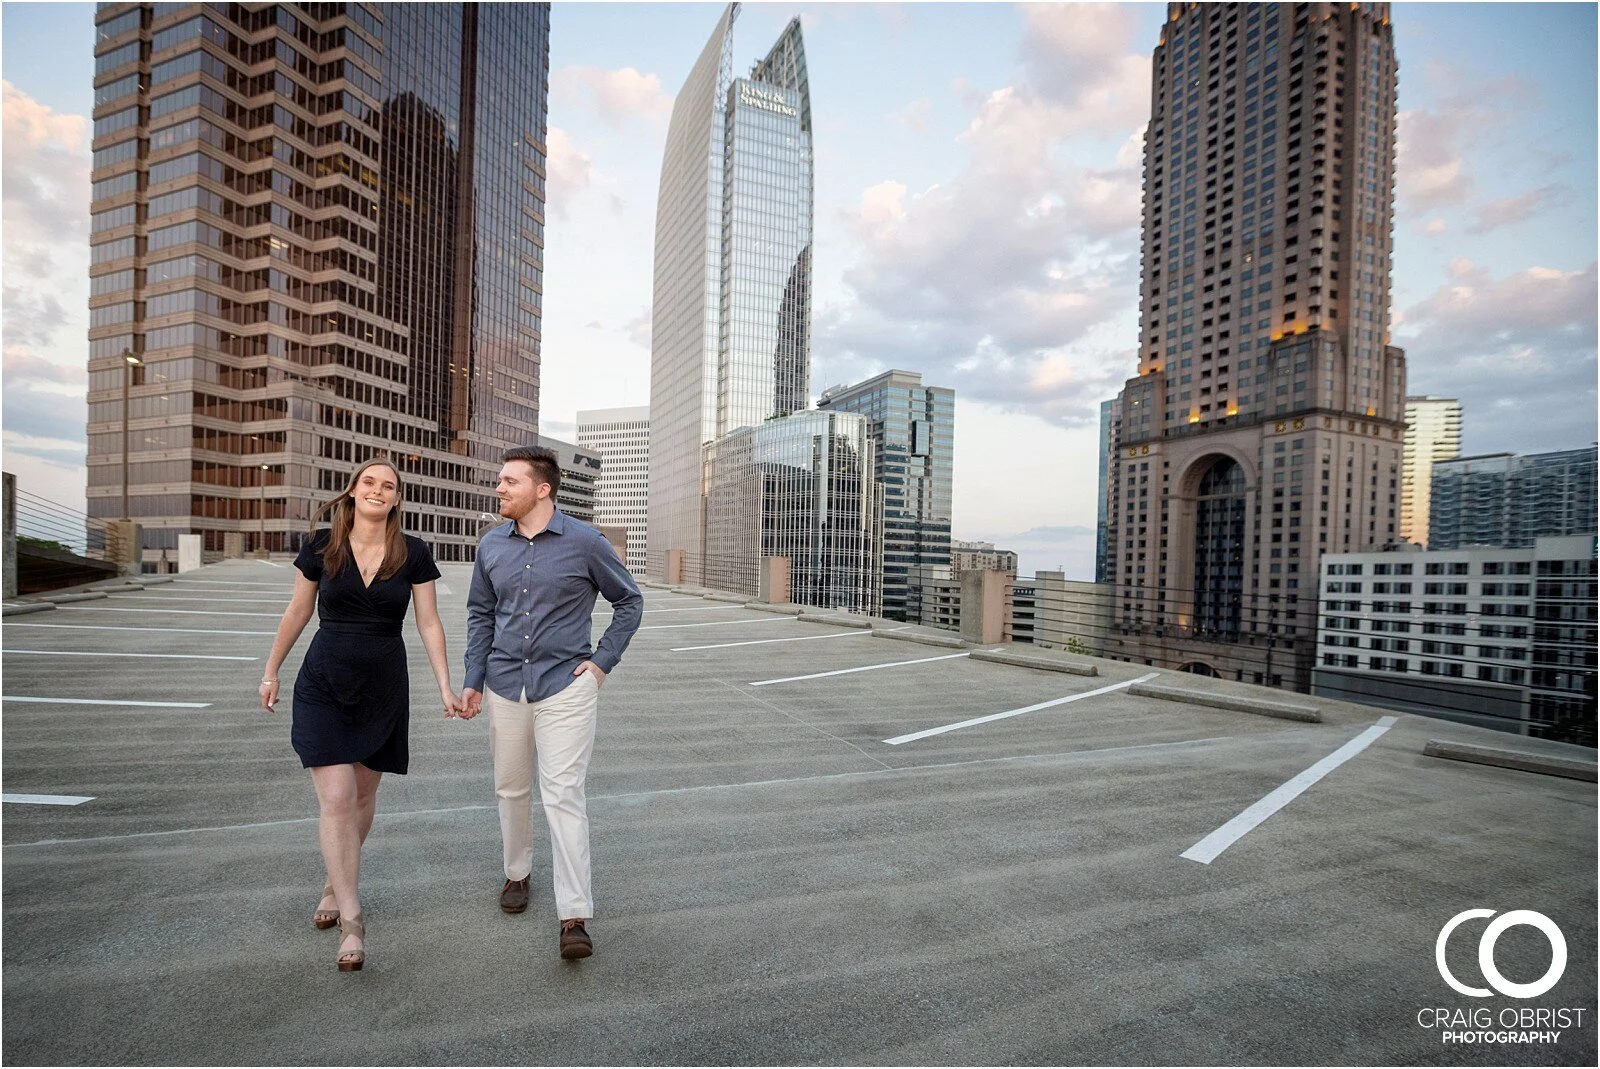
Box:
[3,559,1595,1066]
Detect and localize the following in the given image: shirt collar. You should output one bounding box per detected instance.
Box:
[503,508,568,541]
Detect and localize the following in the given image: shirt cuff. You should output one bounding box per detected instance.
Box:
[464,669,486,692]
[591,650,620,674]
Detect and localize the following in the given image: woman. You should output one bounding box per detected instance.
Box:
[260,458,462,971]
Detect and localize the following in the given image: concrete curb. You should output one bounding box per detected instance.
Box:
[702,593,748,604]
[1422,739,1597,782]
[131,576,175,586]
[797,613,872,629]
[870,629,968,649]
[40,592,110,605]
[1128,681,1322,723]
[2,602,57,617]
[744,602,804,615]
[969,649,1098,676]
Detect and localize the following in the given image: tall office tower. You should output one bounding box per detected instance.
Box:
[576,405,650,573]
[1399,395,1461,546]
[703,410,880,613]
[87,4,549,563]
[817,370,953,620]
[1095,397,1119,584]
[648,3,813,583]
[1429,447,1598,550]
[1105,3,1405,689]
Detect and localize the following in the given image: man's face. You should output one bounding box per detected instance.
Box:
[496,460,548,520]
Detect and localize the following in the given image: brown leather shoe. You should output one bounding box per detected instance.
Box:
[560,918,593,960]
[499,877,530,914]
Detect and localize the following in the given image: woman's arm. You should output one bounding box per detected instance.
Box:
[412,580,463,717]
[260,572,319,712]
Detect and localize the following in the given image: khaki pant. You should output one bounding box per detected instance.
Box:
[486,672,599,920]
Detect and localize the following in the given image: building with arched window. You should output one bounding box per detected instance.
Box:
[1103,3,1406,689]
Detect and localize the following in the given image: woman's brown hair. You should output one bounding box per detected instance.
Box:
[308,458,409,580]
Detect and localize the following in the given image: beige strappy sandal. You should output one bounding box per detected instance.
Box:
[313,882,340,930]
[337,913,365,972]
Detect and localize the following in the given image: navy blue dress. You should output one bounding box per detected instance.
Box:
[290,531,441,774]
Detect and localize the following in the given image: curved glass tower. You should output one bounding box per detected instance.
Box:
[647,3,813,583]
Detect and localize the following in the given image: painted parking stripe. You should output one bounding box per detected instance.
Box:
[1180,716,1398,865]
[172,580,287,587]
[2,649,257,661]
[5,623,275,636]
[93,595,288,605]
[884,672,1160,745]
[637,616,796,631]
[60,606,280,618]
[436,582,453,596]
[3,794,95,806]
[672,631,875,652]
[257,559,284,567]
[3,696,213,708]
[752,651,975,686]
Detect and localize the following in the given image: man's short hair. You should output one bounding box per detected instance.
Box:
[504,445,562,500]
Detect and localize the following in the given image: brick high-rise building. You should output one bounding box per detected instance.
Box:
[1105,2,1405,688]
[87,3,550,562]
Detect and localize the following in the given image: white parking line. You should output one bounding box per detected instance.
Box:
[884,672,1160,745]
[3,794,95,806]
[3,696,213,708]
[60,606,281,618]
[752,651,974,686]
[436,582,453,596]
[1180,716,1398,865]
[637,616,796,631]
[5,623,275,636]
[2,649,258,661]
[672,631,875,652]
[257,559,284,568]
[93,595,288,605]
[172,580,288,588]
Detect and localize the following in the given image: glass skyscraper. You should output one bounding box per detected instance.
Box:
[87,3,549,562]
[1399,395,1461,546]
[817,370,952,620]
[1428,447,1598,550]
[648,3,813,583]
[703,410,880,614]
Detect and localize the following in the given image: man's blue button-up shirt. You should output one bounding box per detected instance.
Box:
[464,510,643,703]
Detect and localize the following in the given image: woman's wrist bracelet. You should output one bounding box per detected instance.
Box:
[261,678,278,685]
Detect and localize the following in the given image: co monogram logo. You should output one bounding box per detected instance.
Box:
[1436,909,1567,999]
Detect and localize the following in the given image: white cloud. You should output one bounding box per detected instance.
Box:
[1466,184,1567,235]
[818,8,1149,425]
[1398,261,1597,453]
[625,307,652,349]
[551,66,672,129]
[544,126,594,219]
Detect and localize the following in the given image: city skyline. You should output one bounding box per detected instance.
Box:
[4,2,1596,579]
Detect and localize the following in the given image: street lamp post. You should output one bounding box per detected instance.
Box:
[259,463,269,556]
[120,349,142,520]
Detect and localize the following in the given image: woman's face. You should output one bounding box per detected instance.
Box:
[349,465,399,521]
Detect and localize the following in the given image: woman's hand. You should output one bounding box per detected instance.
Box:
[441,684,465,719]
[259,679,280,713]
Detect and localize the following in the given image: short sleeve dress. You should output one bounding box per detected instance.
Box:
[290,531,441,774]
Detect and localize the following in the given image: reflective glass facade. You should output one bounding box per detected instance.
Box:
[704,411,880,614]
[648,3,813,583]
[817,370,952,620]
[85,2,549,562]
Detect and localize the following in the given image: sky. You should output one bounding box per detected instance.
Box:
[3,2,1596,579]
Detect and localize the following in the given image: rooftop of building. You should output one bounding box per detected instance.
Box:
[2,560,1595,1065]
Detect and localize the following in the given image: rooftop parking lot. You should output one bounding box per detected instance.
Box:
[3,558,1595,1066]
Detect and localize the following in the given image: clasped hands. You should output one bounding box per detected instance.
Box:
[455,660,605,721]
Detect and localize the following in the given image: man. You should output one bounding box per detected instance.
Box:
[462,446,643,959]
